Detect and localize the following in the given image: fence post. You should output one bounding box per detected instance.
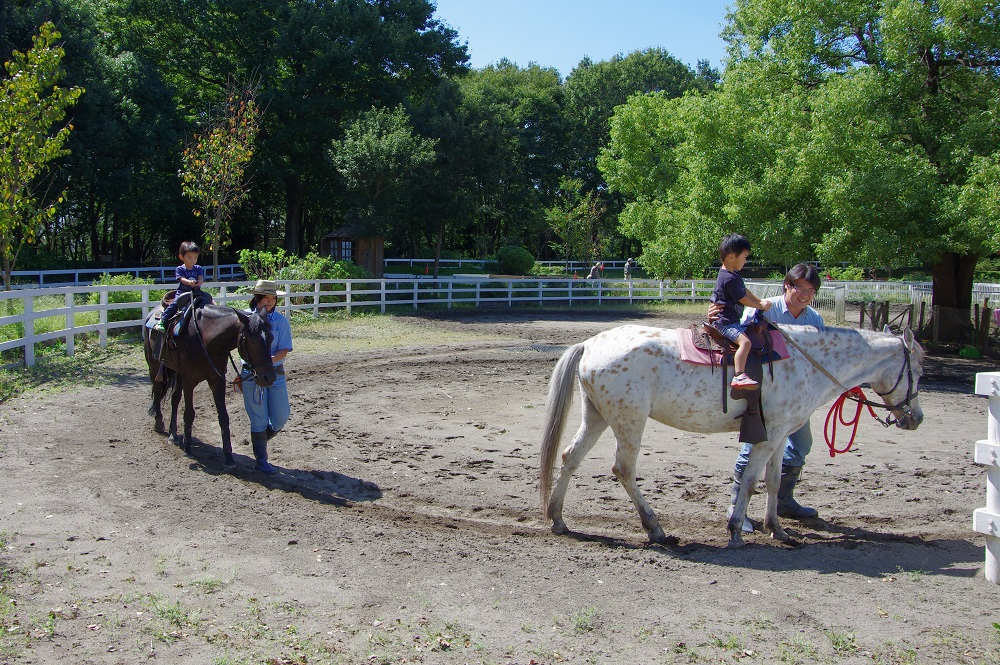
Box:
[380,280,386,314]
[346,280,353,315]
[23,295,35,366]
[64,292,75,357]
[973,372,1000,583]
[412,281,418,310]
[447,281,453,310]
[313,280,320,318]
[99,290,108,348]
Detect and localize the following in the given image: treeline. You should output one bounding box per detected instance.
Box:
[0,0,718,270]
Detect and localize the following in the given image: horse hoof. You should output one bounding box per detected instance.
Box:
[648,529,669,545]
[222,460,237,472]
[727,536,746,549]
[154,424,166,435]
[769,528,790,542]
[550,522,569,536]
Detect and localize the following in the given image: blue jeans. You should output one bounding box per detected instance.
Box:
[242,369,289,434]
[734,423,814,474]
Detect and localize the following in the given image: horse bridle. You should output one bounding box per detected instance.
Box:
[778,328,918,427]
[191,308,265,386]
[870,342,918,426]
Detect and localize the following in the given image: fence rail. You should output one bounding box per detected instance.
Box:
[8,264,245,287]
[8,275,1000,367]
[0,278,852,367]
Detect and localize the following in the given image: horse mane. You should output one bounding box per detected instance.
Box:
[244,307,273,346]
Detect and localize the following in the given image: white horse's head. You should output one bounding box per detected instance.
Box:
[870,326,924,430]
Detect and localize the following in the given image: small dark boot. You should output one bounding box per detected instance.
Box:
[777,465,818,518]
[727,470,754,533]
[251,430,277,475]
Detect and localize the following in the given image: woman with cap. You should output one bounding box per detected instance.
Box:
[243,279,293,474]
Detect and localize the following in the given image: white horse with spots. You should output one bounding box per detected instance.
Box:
[539,324,924,548]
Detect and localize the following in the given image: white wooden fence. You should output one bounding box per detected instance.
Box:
[0,278,851,367]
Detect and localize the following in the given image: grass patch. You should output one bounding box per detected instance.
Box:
[0,336,144,403]
[291,310,519,354]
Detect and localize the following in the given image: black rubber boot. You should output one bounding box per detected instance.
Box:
[777,465,818,518]
[727,470,754,533]
[251,430,277,474]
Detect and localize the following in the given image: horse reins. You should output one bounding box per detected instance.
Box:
[190,308,257,393]
[776,328,918,456]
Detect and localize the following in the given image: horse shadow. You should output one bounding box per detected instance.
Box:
[558,521,984,581]
[160,433,383,506]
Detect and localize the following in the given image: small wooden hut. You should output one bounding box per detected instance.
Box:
[321,226,384,278]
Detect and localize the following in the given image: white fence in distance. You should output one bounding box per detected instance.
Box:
[0,278,849,367]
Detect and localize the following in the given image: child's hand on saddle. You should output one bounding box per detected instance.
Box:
[760,300,773,311]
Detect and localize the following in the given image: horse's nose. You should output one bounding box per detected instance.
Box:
[897,408,923,430]
[256,369,277,388]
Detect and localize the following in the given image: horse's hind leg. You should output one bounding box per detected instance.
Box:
[168,379,182,445]
[610,420,668,544]
[181,383,196,456]
[547,395,608,535]
[150,381,166,434]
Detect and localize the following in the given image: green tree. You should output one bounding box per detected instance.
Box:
[457,61,568,257]
[123,0,467,256]
[179,80,261,273]
[545,177,607,268]
[601,0,1000,338]
[330,104,437,247]
[0,21,84,289]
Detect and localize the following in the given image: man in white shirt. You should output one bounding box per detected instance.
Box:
[712,263,825,531]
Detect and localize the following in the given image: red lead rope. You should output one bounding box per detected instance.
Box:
[824,387,880,457]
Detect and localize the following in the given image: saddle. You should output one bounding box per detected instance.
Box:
[159,289,214,341]
[152,290,214,379]
[691,318,777,445]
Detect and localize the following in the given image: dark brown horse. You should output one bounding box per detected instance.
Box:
[143,303,276,469]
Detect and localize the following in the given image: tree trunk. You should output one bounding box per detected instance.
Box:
[284,173,303,256]
[931,250,978,343]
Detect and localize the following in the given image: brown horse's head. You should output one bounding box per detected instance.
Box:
[237,309,277,388]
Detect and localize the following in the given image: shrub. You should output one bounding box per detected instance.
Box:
[88,273,154,322]
[823,265,865,281]
[238,248,291,280]
[494,246,535,276]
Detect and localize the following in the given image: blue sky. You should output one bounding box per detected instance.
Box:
[431,1,733,78]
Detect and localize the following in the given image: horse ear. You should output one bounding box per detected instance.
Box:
[234,308,250,325]
[882,324,892,334]
[902,326,915,348]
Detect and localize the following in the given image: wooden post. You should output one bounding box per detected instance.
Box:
[918,301,926,335]
[859,303,866,329]
[975,303,981,347]
[973,372,1000,584]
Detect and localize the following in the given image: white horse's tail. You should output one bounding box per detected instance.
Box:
[540,342,585,518]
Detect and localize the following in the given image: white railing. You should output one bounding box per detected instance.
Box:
[8,264,244,288]
[0,278,852,367]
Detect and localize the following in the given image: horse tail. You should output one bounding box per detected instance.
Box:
[540,342,585,518]
[147,371,174,416]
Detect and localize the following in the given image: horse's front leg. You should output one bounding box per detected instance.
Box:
[762,443,790,543]
[210,379,234,469]
[182,382,196,456]
[728,438,786,547]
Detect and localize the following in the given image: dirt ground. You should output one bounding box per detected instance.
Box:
[2,307,999,664]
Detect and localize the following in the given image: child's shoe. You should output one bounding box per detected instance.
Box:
[730,373,758,388]
[152,319,166,333]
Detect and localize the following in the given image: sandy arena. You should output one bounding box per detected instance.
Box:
[1,308,998,664]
